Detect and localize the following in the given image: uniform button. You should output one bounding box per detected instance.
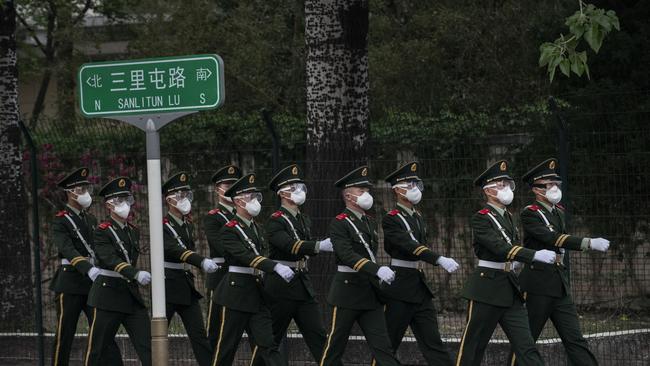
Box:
[480,272,484,277]
[230,281,235,285]
[102,283,106,286]
[63,267,67,271]
[344,280,348,284]
[256,278,260,282]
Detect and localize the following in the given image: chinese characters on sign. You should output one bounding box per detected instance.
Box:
[78,55,224,117]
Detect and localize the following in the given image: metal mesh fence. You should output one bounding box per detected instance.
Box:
[2,90,649,365]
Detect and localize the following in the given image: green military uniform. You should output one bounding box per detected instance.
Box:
[162,172,213,366]
[320,166,399,366]
[85,177,151,366]
[379,162,454,365]
[211,173,285,366]
[203,165,241,348]
[50,168,122,366]
[509,159,599,366]
[456,160,544,366]
[264,164,333,364]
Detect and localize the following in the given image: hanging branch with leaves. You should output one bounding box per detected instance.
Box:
[539,1,620,82]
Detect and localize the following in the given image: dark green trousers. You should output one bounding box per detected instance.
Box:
[166,301,212,366]
[207,290,264,365]
[84,307,151,366]
[320,306,399,366]
[51,293,123,366]
[267,297,329,364]
[509,293,597,366]
[455,299,543,366]
[210,305,283,366]
[382,298,453,366]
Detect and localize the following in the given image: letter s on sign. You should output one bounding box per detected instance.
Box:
[200,93,206,104]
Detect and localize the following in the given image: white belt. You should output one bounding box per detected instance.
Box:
[390,259,419,268]
[229,266,256,275]
[478,260,512,272]
[337,265,356,273]
[212,257,225,264]
[276,259,308,270]
[164,261,187,270]
[99,269,126,279]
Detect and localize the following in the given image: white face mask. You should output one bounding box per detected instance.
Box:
[545,186,562,205]
[403,188,422,205]
[243,198,262,217]
[290,191,306,206]
[351,192,374,210]
[218,187,233,203]
[76,192,92,209]
[174,198,192,215]
[495,187,514,206]
[112,202,131,219]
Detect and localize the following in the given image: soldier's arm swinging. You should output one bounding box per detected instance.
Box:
[52,217,93,274]
[330,219,381,275]
[94,228,139,280]
[382,214,440,265]
[521,208,586,251]
[472,214,536,264]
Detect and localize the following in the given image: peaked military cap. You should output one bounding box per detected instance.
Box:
[474,159,513,187]
[224,173,262,197]
[269,164,304,192]
[522,158,561,185]
[162,172,191,196]
[57,167,91,188]
[384,161,421,186]
[335,166,373,188]
[211,165,241,185]
[99,177,132,199]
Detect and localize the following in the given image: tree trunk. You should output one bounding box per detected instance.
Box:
[304,0,370,300]
[0,0,33,330]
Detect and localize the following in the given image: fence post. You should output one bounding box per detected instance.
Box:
[548,96,572,283]
[18,119,44,366]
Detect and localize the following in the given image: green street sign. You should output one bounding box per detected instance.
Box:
[78,54,224,117]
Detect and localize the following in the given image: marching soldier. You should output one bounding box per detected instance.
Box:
[204,165,241,348]
[380,161,458,365]
[50,167,122,366]
[84,177,152,366]
[162,172,219,366]
[211,173,295,366]
[265,164,336,364]
[509,159,609,366]
[455,160,556,366]
[320,166,399,366]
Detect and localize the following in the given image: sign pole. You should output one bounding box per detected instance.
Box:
[145,118,168,366]
[78,55,225,365]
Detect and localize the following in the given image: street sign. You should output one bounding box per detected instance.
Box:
[78,54,224,117]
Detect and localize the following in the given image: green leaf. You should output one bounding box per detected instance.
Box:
[570,57,584,76]
[539,45,555,67]
[584,62,590,79]
[610,16,621,31]
[559,58,571,77]
[593,14,612,32]
[578,51,588,64]
[584,23,603,53]
[549,65,557,82]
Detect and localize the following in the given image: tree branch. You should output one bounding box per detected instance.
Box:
[15,12,47,53]
[73,0,93,25]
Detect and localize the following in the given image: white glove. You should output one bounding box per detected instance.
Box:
[318,238,333,252]
[376,266,395,285]
[436,256,459,273]
[589,238,610,252]
[273,263,295,283]
[201,258,219,273]
[136,271,151,285]
[87,267,100,282]
[533,249,557,264]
